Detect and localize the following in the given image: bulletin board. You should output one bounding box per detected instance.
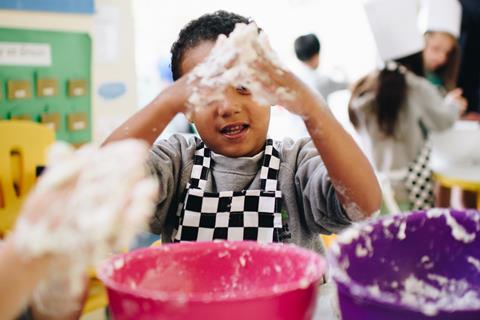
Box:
[0,0,95,14]
[0,28,92,145]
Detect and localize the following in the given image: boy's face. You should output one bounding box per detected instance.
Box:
[181,40,270,157]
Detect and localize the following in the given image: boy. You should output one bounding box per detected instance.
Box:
[104,10,381,253]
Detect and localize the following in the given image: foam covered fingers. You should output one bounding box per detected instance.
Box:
[17,185,73,227]
[32,267,88,318]
[186,23,294,110]
[11,139,158,307]
[167,74,198,120]
[251,57,296,104]
[114,177,159,249]
[5,140,158,320]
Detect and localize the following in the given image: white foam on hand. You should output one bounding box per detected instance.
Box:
[11,139,158,315]
[187,23,294,112]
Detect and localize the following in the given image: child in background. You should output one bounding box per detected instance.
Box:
[419,0,467,108]
[419,0,478,208]
[104,10,381,253]
[0,238,70,320]
[293,33,348,99]
[349,0,465,211]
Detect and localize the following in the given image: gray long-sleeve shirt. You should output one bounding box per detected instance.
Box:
[147,134,354,254]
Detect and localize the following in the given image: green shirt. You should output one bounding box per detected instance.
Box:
[426,71,444,89]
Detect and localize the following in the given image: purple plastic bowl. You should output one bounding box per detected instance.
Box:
[328,209,480,320]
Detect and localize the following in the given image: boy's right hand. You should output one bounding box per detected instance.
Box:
[155,75,193,116]
[182,23,294,113]
[182,23,327,118]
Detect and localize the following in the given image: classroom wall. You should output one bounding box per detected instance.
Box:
[133,0,379,105]
[0,0,138,143]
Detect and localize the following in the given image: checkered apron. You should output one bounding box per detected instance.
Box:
[405,140,434,210]
[173,139,283,243]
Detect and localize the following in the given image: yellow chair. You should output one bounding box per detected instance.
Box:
[320,234,337,249]
[433,172,480,209]
[0,120,55,237]
[82,268,109,314]
[150,239,162,247]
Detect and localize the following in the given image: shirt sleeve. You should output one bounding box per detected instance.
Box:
[146,134,196,234]
[293,139,353,234]
[320,77,348,98]
[409,73,460,132]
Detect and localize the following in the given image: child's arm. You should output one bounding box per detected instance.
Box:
[301,84,381,219]
[0,240,84,320]
[181,23,380,219]
[0,239,51,320]
[1,140,156,319]
[259,60,382,219]
[103,77,190,146]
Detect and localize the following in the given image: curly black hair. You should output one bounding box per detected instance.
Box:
[170,10,252,81]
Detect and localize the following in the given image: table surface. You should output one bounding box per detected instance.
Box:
[313,282,341,320]
[432,166,480,187]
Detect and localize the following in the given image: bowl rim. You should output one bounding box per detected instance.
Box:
[327,209,480,315]
[97,241,326,303]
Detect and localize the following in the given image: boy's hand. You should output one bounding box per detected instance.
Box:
[185,23,327,118]
[184,24,291,110]
[250,44,325,117]
[157,75,193,116]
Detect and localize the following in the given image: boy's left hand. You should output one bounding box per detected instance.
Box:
[249,42,325,117]
[187,23,327,117]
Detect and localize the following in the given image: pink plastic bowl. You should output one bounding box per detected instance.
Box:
[97,241,325,320]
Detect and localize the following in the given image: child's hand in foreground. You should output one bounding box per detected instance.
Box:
[11,139,158,316]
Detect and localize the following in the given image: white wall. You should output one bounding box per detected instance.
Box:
[133,0,378,105]
[93,0,138,142]
[0,0,379,142]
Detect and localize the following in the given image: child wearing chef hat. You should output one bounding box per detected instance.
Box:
[418,0,474,208]
[419,0,463,93]
[348,0,465,211]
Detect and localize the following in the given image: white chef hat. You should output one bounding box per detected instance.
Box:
[418,0,462,38]
[363,0,425,61]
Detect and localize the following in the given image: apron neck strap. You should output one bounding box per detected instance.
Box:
[189,139,281,191]
[260,139,281,191]
[189,142,210,189]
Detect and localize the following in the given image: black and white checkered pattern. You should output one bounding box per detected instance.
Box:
[174,139,283,243]
[260,143,281,191]
[189,146,211,190]
[405,141,434,210]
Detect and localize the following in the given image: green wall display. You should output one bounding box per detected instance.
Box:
[0,28,92,145]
